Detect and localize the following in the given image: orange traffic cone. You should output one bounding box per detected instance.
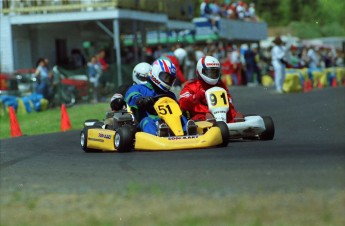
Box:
[317,79,323,89]
[331,77,337,87]
[61,104,72,132]
[9,106,22,137]
[303,80,313,92]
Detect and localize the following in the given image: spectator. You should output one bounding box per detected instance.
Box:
[244,44,262,86]
[153,44,164,59]
[227,2,237,19]
[87,56,102,103]
[147,47,156,64]
[123,47,134,64]
[230,45,243,85]
[70,48,86,69]
[184,45,197,80]
[335,49,344,67]
[195,45,205,62]
[221,55,233,86]
[287,45,301,68]
[236,1,245,20]
[271,36,291,93]
[247,2,258,22]
[307,46,319,69]
[97,49,109,71]
[200,0,218,33]
[34,57,51,99]
[300,47,309,68]
[200,0,212,18]
[210,0,220,17]
[96,49,109,102]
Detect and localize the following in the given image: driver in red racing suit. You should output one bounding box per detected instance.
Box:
[179,56,240,123]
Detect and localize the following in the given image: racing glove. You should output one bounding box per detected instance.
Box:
[136,96,154,108]
[194,89,206,104]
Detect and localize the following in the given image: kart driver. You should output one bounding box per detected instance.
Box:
[179,56,243,123]
[124,59,196,136]
[110,62,152,111]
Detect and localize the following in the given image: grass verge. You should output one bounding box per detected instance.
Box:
[0,190,344,226]
[0,103,109,139]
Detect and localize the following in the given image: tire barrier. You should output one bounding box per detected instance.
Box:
[0,93,48,117]
[262,67,345,93]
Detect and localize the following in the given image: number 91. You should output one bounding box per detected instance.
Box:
[210,94,217,106]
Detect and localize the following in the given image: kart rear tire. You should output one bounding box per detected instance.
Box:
[260,116,275,140]
[215,121,230,147]
[114,125,135,153]
[80,127,98,152]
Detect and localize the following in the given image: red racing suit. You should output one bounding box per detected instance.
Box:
[179,79,237,123]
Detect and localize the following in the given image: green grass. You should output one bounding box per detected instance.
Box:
[0,190,344,226]
[0,103,109,139]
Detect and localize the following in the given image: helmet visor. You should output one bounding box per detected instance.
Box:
[159,72,176,86]
[202,68,220,79]
[135,73,147,82]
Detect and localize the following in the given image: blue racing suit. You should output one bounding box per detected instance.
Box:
[125,82,187,136]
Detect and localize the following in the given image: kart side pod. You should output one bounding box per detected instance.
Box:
[81,126,135,153]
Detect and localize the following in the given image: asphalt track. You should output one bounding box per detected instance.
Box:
[1,86,344,195]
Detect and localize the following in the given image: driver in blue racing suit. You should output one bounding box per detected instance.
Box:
[125,59,196,136]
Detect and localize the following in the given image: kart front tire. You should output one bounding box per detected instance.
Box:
[80,127,98,152]
[114,125,135,153]
[260,116,275,140]
[215,121,230,147]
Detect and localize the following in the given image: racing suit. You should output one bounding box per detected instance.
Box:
[179,79,237,123]
[125,82,188,135]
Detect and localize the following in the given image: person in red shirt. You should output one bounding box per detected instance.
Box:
[179,56,241,123]
[97,49,109,71]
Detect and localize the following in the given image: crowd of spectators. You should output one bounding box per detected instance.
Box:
[200,0,259,23]
[139,40,344,89]
[34,38,344,106]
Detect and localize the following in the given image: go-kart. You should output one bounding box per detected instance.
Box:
[205,87,275,140]
[80,94,229,153]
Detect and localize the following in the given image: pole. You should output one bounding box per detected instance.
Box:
[113,19,122,86]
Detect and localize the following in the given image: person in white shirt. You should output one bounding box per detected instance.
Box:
[307,46,319,69]
[271,36,291,93]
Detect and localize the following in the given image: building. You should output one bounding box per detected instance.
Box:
[1,0,268,86]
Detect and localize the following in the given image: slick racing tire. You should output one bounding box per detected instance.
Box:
[260,116,275,140]
[80,127,98,153]
[114,125,135,153]
[215,121,230,147]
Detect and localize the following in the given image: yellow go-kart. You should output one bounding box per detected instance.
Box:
[80,94,229,153]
